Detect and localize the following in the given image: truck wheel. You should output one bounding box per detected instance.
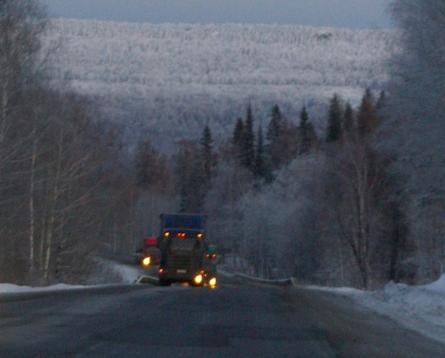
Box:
[159,279,171,286]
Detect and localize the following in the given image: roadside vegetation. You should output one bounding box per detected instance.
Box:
[0,0,137,284]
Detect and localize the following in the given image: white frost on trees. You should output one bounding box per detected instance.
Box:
[43,19,395,144]
[385,0,445,281]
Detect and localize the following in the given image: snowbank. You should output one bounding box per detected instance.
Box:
[0,260,145,295]
[0,283,85,295]
[92,257,151,284]
[423,275,445,293]
[306,275,445,344]
[107,262,142,284]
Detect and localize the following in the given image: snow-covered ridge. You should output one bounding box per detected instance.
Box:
[48,19,393,88]
[44,19,396,143]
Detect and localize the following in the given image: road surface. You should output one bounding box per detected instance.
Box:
[0,280,443,357]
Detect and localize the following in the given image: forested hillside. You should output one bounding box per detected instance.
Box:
[2,1,443,290]
[44,20,395,144]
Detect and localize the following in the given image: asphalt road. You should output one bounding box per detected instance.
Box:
[0,280,444,357]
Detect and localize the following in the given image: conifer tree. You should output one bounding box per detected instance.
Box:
[266,104,297,170]
[254,125,265,178]
[357,88,379,137]
[232,118,244,146]
[267,105,282,143]
[135,139,153,190]
[181,125,217,212]
[200,125,216,184]
[298,106,316,155]
[176,151,191,213]
[175,141,200,213]
[376,90,387,111]
[241,105,255,172]
[326,94,343,143]
[254,125,273,183]
[343,102,355,134]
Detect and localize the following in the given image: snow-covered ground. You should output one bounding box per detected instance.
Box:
[307,276,445,344]
[0,283,86,295]
[106,260,145,284]
[0,260,146,296]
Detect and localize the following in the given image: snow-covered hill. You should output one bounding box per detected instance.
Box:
[45,19,395,144]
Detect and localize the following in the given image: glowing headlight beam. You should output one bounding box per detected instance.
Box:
[194,274,203,285]
[209,277,217,288]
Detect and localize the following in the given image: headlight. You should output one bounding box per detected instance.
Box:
[209,277,217,287]
[142,257,151,266]
[194,274,203,285]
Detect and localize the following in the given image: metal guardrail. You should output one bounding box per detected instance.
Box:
[101,256,299,288]
[220,270,296,287]
[135,275,159,285]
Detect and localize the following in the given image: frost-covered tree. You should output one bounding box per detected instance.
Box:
[385,0,445,281]
[44,20,393,144]
[204,158,253,258]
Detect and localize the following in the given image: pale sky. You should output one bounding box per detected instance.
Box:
[41,0,392,29]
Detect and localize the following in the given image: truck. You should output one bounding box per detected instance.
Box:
[136,236,161,268]
[158,213,217,288]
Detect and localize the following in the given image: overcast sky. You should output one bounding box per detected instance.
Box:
[41,0,392,29]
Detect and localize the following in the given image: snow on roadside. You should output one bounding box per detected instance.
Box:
[107,261,143,284]
[306,275,445,344]
[91,257,151,284]
[0,260,143,296]
[0,283,85,295]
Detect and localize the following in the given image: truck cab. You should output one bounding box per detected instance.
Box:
[136,236,160,268]
[158,213,212,286]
